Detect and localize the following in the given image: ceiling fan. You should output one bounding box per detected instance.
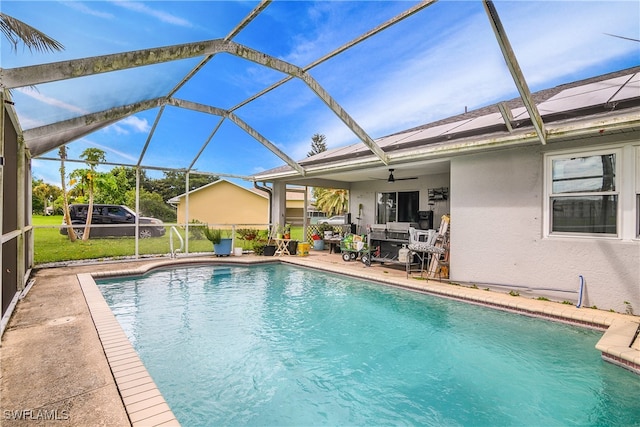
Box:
[386,169,417,183]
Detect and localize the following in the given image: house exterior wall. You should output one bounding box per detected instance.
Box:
[350,173,450,231]
[176,181,268,226]
[450,133,640,313]
[347,132,640,313]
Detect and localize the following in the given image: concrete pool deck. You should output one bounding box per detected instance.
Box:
[1,251,639,426]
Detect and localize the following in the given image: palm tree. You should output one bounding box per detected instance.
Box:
[306,133,349,216]
[59,146,77,241]
[315,188,348,216]
[1,12,64,53]
[78,148,106,241]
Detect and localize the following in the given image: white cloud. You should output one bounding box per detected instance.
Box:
[16,87,90,115]
[111,0,193,27]
[59,1,114,19]
[121,116,151,133]
[104,116,151,135]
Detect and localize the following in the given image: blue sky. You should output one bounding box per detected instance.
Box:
[2,1,639,188]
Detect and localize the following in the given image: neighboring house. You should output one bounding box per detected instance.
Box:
[254,66,640,313]
[168,179,311,227]
[169,179,268,226]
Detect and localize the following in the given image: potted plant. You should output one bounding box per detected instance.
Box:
[311,232,324,251]
[204,227,233,256]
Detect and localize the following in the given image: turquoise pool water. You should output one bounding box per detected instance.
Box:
[98,264,640,426]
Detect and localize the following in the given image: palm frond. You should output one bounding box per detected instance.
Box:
[1,12,64,53]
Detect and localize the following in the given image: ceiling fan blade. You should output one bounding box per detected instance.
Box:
[366,169,418,182]
[386,169,417,182]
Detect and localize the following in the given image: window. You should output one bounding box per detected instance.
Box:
[376,191,419,223]
[548,151,618,235]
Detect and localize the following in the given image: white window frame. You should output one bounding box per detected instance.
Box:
[544,147,621,238]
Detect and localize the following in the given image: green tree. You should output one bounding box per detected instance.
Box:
[106,166,142,205]
[306,133,348,215]
[75,148,107,240]
[146,171,217,203]
[31,178,61,215]
[307,133,327,157]
[125,188,176,222]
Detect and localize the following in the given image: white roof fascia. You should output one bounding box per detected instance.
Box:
[255,109,640,181]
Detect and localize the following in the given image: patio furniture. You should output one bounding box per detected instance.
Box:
[406,227,439,278]
[275,238,291,256]
[427,216,450,278]
[325,236,343,254]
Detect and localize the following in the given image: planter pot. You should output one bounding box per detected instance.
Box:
[298,242,310,257]
[288,240,298,255]
[313,239,325,251]
[263,244,276,256]
[213,238,233,256]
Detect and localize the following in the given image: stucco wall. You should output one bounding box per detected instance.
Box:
[350,172,450,231]
[176,181,268,226]
[451,141,640,313]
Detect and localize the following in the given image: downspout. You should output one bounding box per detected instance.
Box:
[254,181,273,225]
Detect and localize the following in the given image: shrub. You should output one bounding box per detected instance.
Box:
[189,220,206,240]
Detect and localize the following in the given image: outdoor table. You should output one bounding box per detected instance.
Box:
[275,238,291,256]
[324,237,342,254]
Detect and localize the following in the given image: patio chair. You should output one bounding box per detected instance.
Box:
[406,227,440,278]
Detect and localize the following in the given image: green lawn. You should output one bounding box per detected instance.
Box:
[32,215,214,264]
[32,215,305,265]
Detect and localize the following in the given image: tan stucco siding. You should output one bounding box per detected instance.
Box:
[176,181,268,226]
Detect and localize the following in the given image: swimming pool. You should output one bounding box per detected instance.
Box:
[98,264,640,426]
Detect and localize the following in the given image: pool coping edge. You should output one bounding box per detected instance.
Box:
[81,254,640,422]
[78,272,181,427]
